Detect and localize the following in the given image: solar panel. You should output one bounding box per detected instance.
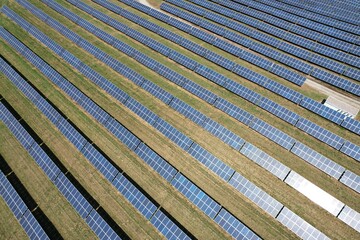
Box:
[187,143,235,181]
[240,143,290,180]
[125,98,159,126]
[337,206,360,232]
[55,118,88,151]
[112,174,157,219]
[213,98,254,126]
[179,38,208,56]
[169,98,207,126]
[141,80,173,105]
[195,65,229,86]
[79,97,111,125]
[153,118,194,151]
[168,51,198,70]
[290,142,345,179]
[134,143,178,182]
[225,80,262,105]
[276,207,329,240]
[204,51,236,71]
[341,117,360,135]
[250,118,296,150]
[229,172,284,218]
[214,208,261,240]
[150,210,191,240]
[19,210,49,240]
[85,209,121,240]
[339,170,360,193]
[171,173,221,219]
[339,141,360,162]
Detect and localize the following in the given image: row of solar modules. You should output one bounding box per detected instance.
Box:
[117,0,360,136]
[189,0,360,73]
[251,0,360,35]
[0,54,194,240]
[301,0,358,16]
[0,169,49,239]
[211,0,360,44]
[19,0,360,234]
[0,24,260,240]
[163,0,360,89]
[3,4,333,238]
[277,0,360,26]
[68,0,360,162]
[0,100,122,239]
[33,0,360,226]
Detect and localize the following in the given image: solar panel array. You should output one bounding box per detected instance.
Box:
[62,0,360,164]
[162,0,360,93]
[0,54,192,240]
[9,1,358,238]
[26,0,360,208]
[0,94,122,240]
[0,169,49,239]
[188,0,360,74]
[106,0,360,137]
[0,22,259,240]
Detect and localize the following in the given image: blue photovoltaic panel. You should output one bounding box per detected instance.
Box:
[203,118,245,151]
[19,210,49,240]
[150,210,191,240]
[291,142,345,180]
[171,173,221,219]
[276,207,329,240]
[134,143,178,182]
[28,144,61,182]
[228,172,283,218]
[0,171,28,219]
[34,98,62,125]
[250,118,296,150]
[213,98,254,126]
[337,206,360,232]
[79,97,110,125]
[182,80,218,105]
[187,143,235,181]
[195,65,229,86]
[112,174,157,220]
[168,51,198,70]
[340,141,360,161]
[141,80,173,105]
[169,98,207,126]
[214,208,261,240]
[339,170,360,193]
[179,38,207,56]
[85,210,121,240]
[264,80,304,104]
[240,143,291,181]
[341,117,360,135]
[55,173,93,219]
[125,98,159,126]
[167,17,192,33]
[55,118,87,151]
[296,118,346,150]
[81,143,119,182]
[225,80,262,105]
[104,118,141,151]
[152,118,194,151]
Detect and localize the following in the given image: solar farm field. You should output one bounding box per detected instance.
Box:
[0,0,359,239]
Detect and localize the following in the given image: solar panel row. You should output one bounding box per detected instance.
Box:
[0,52,189,240]
[73,0,360,161]
[110,0,360,137]
[190,0,360,73]
[0,169,49,239]
[161,1,360,93]
[20,2,352,237]
[0,17,257,239]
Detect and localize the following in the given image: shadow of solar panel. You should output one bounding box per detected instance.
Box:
[290,142,345,179]
[104,118,141,151]
[213,98,254,126]
[214,208,261,240]
[150,210,191,240]
[187,143,235,181]
[85,210,121,240]
[153,118,194,150]
[112,174,157,220]
[250,118,296,150]
[228,172,283,218]
[240,143,290,180]
[134,143,178,182]
[125,98,159,126]
[171,173,221,219]
[169,98,207,126]
[203,118,245,151]
[55,173,93,219]
[19,210,49,240]
[339,170,360,193]
[182,80,218,104]
[0,171,28,219]
[81,143,119,182]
